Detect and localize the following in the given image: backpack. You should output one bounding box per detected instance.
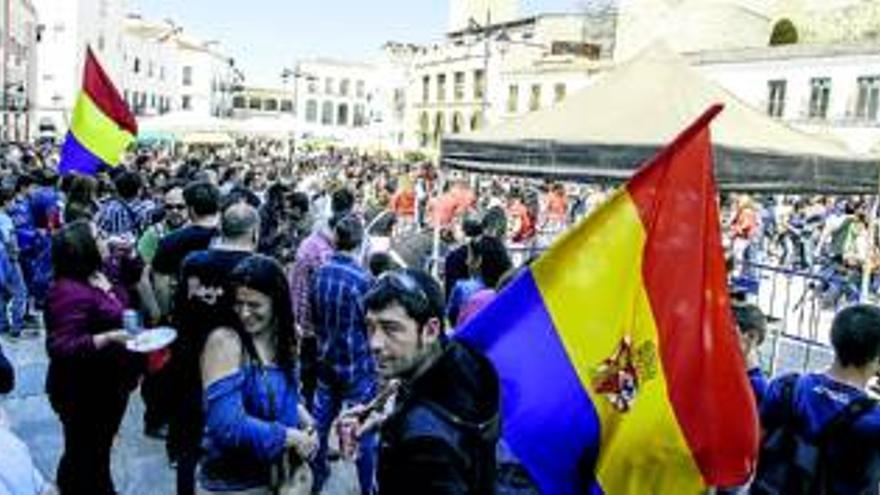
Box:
[751,374,877,495]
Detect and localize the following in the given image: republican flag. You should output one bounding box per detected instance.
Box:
[457,104,759,494]
[59,47,137,175]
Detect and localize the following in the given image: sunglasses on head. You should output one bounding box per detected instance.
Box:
[371,270,429,310]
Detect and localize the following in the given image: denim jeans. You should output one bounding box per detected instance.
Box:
[311,376,377,495]
[0,249,26,334]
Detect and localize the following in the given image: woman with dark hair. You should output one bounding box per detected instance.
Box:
[198,254,317,495]
[446,236,513,327]
[258,183,293,261]
[45,220,145,495]
[63,174,99,223]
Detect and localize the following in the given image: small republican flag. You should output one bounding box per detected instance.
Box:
[59,47,137,175]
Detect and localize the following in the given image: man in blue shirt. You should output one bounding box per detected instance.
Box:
[755,304,880,494]
[311,212,377,495]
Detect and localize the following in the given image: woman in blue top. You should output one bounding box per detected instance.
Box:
[198,254,317,495]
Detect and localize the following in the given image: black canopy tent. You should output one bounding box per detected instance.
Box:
[442,46,879,194]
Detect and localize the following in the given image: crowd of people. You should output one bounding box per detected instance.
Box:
[0,140,876,495]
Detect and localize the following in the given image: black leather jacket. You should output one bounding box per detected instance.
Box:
[377,340,500,495]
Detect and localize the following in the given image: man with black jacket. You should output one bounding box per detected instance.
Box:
[356,269,500,494]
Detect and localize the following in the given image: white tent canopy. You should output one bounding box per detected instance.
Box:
[140,112,236,134]
[443,44,879,193]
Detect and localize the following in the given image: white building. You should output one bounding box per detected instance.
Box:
[232,85,295,120]
[119,14,178,117]
[1,0,38,141]
[33,0,128,135]
[692,42,880,155]
[293,58,386,145]
[174,35,242,118]
[405,7,612,149]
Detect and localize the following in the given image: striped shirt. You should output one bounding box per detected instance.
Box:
[311,253,376,388]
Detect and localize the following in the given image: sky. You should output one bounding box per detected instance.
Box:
[128,0,585,86]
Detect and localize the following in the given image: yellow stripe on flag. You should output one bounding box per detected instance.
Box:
[532,191,706,494]
[70,92,134,166]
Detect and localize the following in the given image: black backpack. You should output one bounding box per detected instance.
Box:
[751,374,877,495]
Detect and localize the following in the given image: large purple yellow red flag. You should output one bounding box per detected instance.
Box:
[59,47,137,175]
[457,104,759,494]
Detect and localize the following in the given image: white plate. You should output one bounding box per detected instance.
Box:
[126,327,177,353]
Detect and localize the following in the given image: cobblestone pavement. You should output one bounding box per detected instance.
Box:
[0,332,357,495]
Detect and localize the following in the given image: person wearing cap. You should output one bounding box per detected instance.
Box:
[732,303,769,404]
[310,212,378,495]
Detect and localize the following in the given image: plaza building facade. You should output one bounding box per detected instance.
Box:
[293,58,387,146]
[1,0,38,142]
[404,10,613,150]
[693,42,880,155]
[119,14,178,118]
[32,0,127,138]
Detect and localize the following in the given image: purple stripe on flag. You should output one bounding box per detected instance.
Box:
[59,131,105,176]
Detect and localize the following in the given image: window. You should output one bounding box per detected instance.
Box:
[422,75,430,103]
[554,83,567,103]
[470,111,484,131]
[123,90,130,106]
[767,80,786,118]
[306,100,318,122]
[183,66,193,86]
[454,72,465,101]
[321,101,334,124]
[281,100,293,112]
[340,79,350,97]
[325,78,334,95]
[133,57,140,74]
[419,112,430,147]
[807,78,831,119]
[233,96,246,109]
[356,80,365,98]
[434,112,445,142]
[529,84,541,111]
[249,98,262,110]
[264,99,278,112]
[338,104,349,126]
[148,61,154,78]
[160,66,165,81]
[474,69,485,100]
[507,84,519,113]
[856,76,880,121]
[151,94,156,108]
[437,74,446,102]
[308,80,318,94]
[182,95,192,110]
[452,112,463,134]
[354,104,366,127]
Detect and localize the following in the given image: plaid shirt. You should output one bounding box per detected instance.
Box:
[311,252,376,388]
[288,229,334,338]
[96,198,154,237]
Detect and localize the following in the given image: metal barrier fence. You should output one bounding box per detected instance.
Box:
[735,262,846,377]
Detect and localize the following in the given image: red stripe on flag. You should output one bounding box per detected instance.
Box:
[82,47,138,135]
[626,105,759,487]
